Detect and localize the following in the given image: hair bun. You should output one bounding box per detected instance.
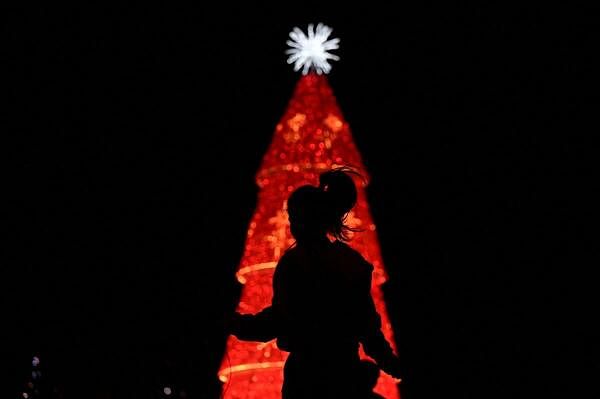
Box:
[319,168,359,217]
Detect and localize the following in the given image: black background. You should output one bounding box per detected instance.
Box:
[4,4,590,399]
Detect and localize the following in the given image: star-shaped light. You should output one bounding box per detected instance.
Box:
[285,23,340,75]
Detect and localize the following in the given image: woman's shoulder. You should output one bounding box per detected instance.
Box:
[280,244,300,260]
[276,245,305,269]
[332,240,364,259]
[333,241,374,273]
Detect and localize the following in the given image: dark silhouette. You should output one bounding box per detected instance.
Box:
[357,360,386,399]
[230,168,401,398]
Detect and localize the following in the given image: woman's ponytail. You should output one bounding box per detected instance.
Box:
[318,167,363,241]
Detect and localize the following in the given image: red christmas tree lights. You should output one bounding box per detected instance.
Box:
[218,73,400,398]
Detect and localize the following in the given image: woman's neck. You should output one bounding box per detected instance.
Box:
[297,235,331,247]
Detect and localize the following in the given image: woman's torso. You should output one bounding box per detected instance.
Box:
[274,241,372,353]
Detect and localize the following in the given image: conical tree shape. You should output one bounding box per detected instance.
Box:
[219,73,400,399]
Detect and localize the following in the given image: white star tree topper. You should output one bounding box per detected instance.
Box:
[285,23,340,75]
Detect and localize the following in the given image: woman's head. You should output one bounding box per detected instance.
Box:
[287,167,360,243]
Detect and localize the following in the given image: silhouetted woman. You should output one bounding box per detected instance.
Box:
[230,168,401,398]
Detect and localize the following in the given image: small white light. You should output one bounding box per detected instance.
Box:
[163,386,172,396]
[285,23,340,75]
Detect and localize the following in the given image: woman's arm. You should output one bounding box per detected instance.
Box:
[229,306,278,342]
[358,265,402,379]
[229,253,291,342]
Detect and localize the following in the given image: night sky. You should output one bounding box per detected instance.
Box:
[5,5,588,399]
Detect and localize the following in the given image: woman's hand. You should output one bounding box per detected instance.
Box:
[379,355,403,382]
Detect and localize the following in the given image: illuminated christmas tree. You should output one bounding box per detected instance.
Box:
[218,23,400,399]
